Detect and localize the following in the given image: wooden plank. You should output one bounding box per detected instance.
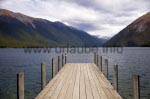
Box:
[83,64,93,99]
[73,64,80,99]
[100,72,122,99]
[35,63,122,99]
[94,64,122,99]
[89,64,107,99]
[79,64,86,99]
[49,63,74,99]
[91,63,115,99]
[93,63,113,89]
[91,63,122,99]
[65,64,78,99]
[86,64,100,99]
[35,64,68,99]
[57,64,75,99]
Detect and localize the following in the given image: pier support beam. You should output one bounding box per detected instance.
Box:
[133,74,140,99]
[113,65,118,91]
[94,53,96,64]
[96,54,99,66]
[52,58,56,78]
[65,53,67,64]
[100,56,102,71]
[96,53,98,65]
[104,59,108,78]
[41,62,46,90]
[58,56,60,71]
[62,54,64,67]
[97,54,100,67]
[17,72,24,99]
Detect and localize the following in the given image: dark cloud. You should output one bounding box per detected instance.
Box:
[69,22,101,31]
[0,0,149,36]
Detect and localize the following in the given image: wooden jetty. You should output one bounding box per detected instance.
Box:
[35,63,122,99]
[17,53,140,99]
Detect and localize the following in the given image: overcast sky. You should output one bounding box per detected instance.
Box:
[0,0,149,37]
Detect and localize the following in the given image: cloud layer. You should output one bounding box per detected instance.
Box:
[0,0,149,36]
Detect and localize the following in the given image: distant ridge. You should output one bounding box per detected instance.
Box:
[92,35,110,44]
[0,9,103,47]
[104,12,150,47]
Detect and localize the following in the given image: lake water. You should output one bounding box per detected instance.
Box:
[0,47,150,99]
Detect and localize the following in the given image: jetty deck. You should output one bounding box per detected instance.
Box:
[35,63,122,99]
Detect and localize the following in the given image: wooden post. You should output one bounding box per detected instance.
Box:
[65,53,67,64]
[94,53,96,64]
[52,58,56,78]
[62,54,64,67]
[94,53,97,65]
[97,54,99,66]
[96,54,97,66]
[58,56,60,71]
[60,55,62,69]
[17,72,24,99]
[104,59,108,78]
[96,53,97,65]
[133,74,140,99]
[97,54,100,67]
[113,65,118,91]
[100,56,102,71]
[41,62,46,90]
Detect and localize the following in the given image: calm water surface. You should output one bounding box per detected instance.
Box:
[0,47,150,99]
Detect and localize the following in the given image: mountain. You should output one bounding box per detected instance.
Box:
[92,35,110,44]
[0,9,102,47]
[104,12,150,47]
